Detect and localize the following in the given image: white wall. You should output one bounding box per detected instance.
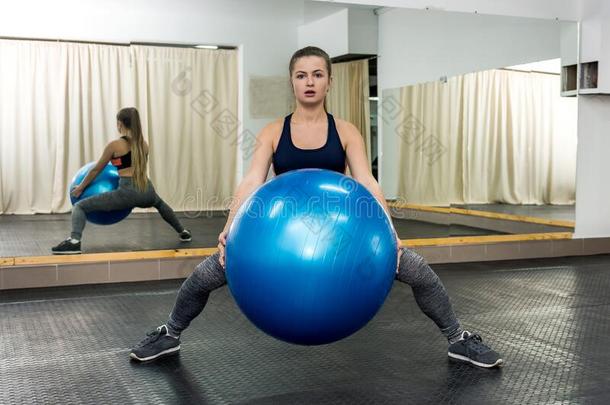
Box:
[304,1,349,24]
[560,21,579,66]
[574,0,610,237]
[575,96,610,237]
[377,9,562,90]
[312,0,581,21]
[0,0,305,177]
[377,8,567,197]
[298,9,349,57]
[298,7,377,57]
[348,8,378,55]
[506,59,561,74]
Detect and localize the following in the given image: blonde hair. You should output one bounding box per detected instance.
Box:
[116,107,148,191]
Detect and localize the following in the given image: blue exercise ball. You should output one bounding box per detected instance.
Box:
[70,162,132,225]
[226,169,398,345]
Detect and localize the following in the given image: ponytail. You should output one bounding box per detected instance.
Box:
[116,107,148,191]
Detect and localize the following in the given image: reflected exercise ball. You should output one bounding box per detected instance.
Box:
[70,162,132,225]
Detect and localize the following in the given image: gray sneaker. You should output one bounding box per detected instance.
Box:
[52,238,81,255]
[179,229,192,242]
[448,331,503,368]
[130,325,180,362]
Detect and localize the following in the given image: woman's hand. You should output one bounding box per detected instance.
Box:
[70,184,85,199]
[218,230,228,268]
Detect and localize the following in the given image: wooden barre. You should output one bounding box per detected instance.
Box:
[388,202,575,228]
[2,232,573,267]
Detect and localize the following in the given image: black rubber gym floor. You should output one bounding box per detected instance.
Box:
[0,212,503,257]
[2,254,609,404]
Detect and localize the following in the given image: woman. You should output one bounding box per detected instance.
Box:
[131,47,503,368]
[52,107,192,254]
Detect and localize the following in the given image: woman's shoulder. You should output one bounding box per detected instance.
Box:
[259,118,285,140]
[333,117,361,144]
[266,117,285,131]
[106,138,124,150]
[107,137,147,153]
[333,117,358,132]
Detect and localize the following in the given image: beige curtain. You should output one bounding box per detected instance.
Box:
[0,40,126,214]
[395,79,463,205]
[395,69,577,205]
[53,43,133,213]
[132,46,238,211]
[1,39,63,214]
[327,59,371,162]
[0,39,238,214]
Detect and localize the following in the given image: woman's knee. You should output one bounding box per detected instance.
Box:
[189,252,225,291]
[399,247,427,268]
[397,247,435,284]
[73,200,89,213]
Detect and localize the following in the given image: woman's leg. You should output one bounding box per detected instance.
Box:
[395,247,463,343]
[167,252,226,334]
[70,188,131,240]
[153,197,186,234]
[130,253,225,361]
[138,180,186,234]
[396,247,503,367]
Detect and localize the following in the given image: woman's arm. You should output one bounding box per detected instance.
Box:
[342,122,395,223]
[71,142,116,197]
[217,121,278,266]
[342,120,402,266]
[221,126,276,233]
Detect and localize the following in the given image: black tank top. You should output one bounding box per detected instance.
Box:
[111,136,132,170]
[272,113,346,176]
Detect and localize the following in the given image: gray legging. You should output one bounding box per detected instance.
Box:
[71,177,184,240]
[167,247,462,342]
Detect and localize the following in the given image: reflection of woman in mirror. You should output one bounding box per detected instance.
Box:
[51,107,192,255]
[130,47,503,369]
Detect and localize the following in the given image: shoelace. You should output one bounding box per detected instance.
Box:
[137,327,163,347]
[62,238,80,245]
[463,333,491,354]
